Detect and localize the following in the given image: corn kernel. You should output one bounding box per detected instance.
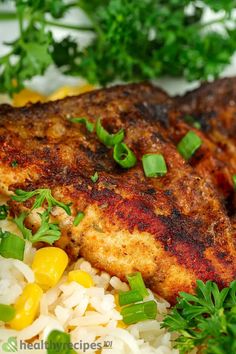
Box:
[48,84,94,101]
[9,283,43,330]
[13,89,45,107]
[32,247,68,290]
[117,320,128,329]
[68,270,94,288]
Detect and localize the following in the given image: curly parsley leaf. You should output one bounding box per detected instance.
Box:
[162,280,236,354]
[1,0,236,92]
[12,188,71,215]
[0,205,9,220]
[14,210,61,244]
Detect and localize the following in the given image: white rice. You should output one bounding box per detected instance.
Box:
[0,218,179,354]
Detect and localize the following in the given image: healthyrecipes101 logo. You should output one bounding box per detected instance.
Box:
[1,337,113,352]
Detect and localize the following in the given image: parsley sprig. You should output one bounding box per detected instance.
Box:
[12,188,71,215]
[14,210,61,244]
[162,280,236,354]
[1,1,236,93]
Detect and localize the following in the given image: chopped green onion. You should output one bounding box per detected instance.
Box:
[91,172,99,183]
[142,154,167,177]
[11,160,18,168]
[0,205,8,220]
[0,304,16,322]
[0,232,25,260]
[233,175,236,190]
[73,212,84,226]
[119,289,143,306]
[96,118,124,147]
[121,300,157,325]
[70,117,94,133]
[184,115,201,129]
[177,131,202,160]
[113,143,137,168]
[126,272,149,298]
[47,330,73,354]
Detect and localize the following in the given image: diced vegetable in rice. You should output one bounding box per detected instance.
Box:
[0,218,178,354]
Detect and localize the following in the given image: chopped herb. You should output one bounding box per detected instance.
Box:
[12,188,71,215]
[0,205,8,220]
[47,330,74,354]
[1,1,236,94]
[184,115,201,130]
[96,118,124,147]
[70,117,94,133]
[119,289,143,306]
[142,154,167,178]
[162,280,236,354]
[11,160,18,168]
[0,229,25,260]
[0,304,16,322]
[14,211,61,245]
[127,272,149,298]
[73,212,84,226]
[233,174,236,190]
[113,142,137,169]
[177,131,202,160]
[91,172,99,183]
[121,300,157,325]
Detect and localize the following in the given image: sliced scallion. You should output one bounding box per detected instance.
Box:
[126,272,149,298]
[0,205,8,220]
[73,212,84,226]
[0,232,25,260]
[233,175,236,190]
[121,300,157,325]
[0,304,16,322]
[142,154,167,177]
[96,118,124,147]
[47,330,73,354]
[119,289,143,306]
[113,142,137,168]
[177,131,202,160]
[91,171,99,183]
[70,117,94,133]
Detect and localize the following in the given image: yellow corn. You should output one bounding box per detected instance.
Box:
[9,283,43,330]
[32,247,68,290]
[68,270,94,288]
[13,89,45,107]
[48,84,94,101]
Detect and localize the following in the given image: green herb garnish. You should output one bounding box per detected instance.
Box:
[127,272,149,298]
[14,211,61,245]
[11,160,18,168]
[142,154,167,178]
[47,330,75,354]
[96,118,124,147]
[0,304,16,322]
[70,117,94,133]
[119,289,143,306]
[91,172,99,183]
[0,205,8,220]
[121,300,157,325]
[1,1,236,94]
[233,174,236,190]
[113,143,137,169]
[12,188,71,215]
[162,280,236,354]
[177,131,202,160]
[0,229,25,260]
[73,211,84,226]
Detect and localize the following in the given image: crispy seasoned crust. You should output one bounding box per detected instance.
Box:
[0,83,235,303]
[174,78,236,213]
